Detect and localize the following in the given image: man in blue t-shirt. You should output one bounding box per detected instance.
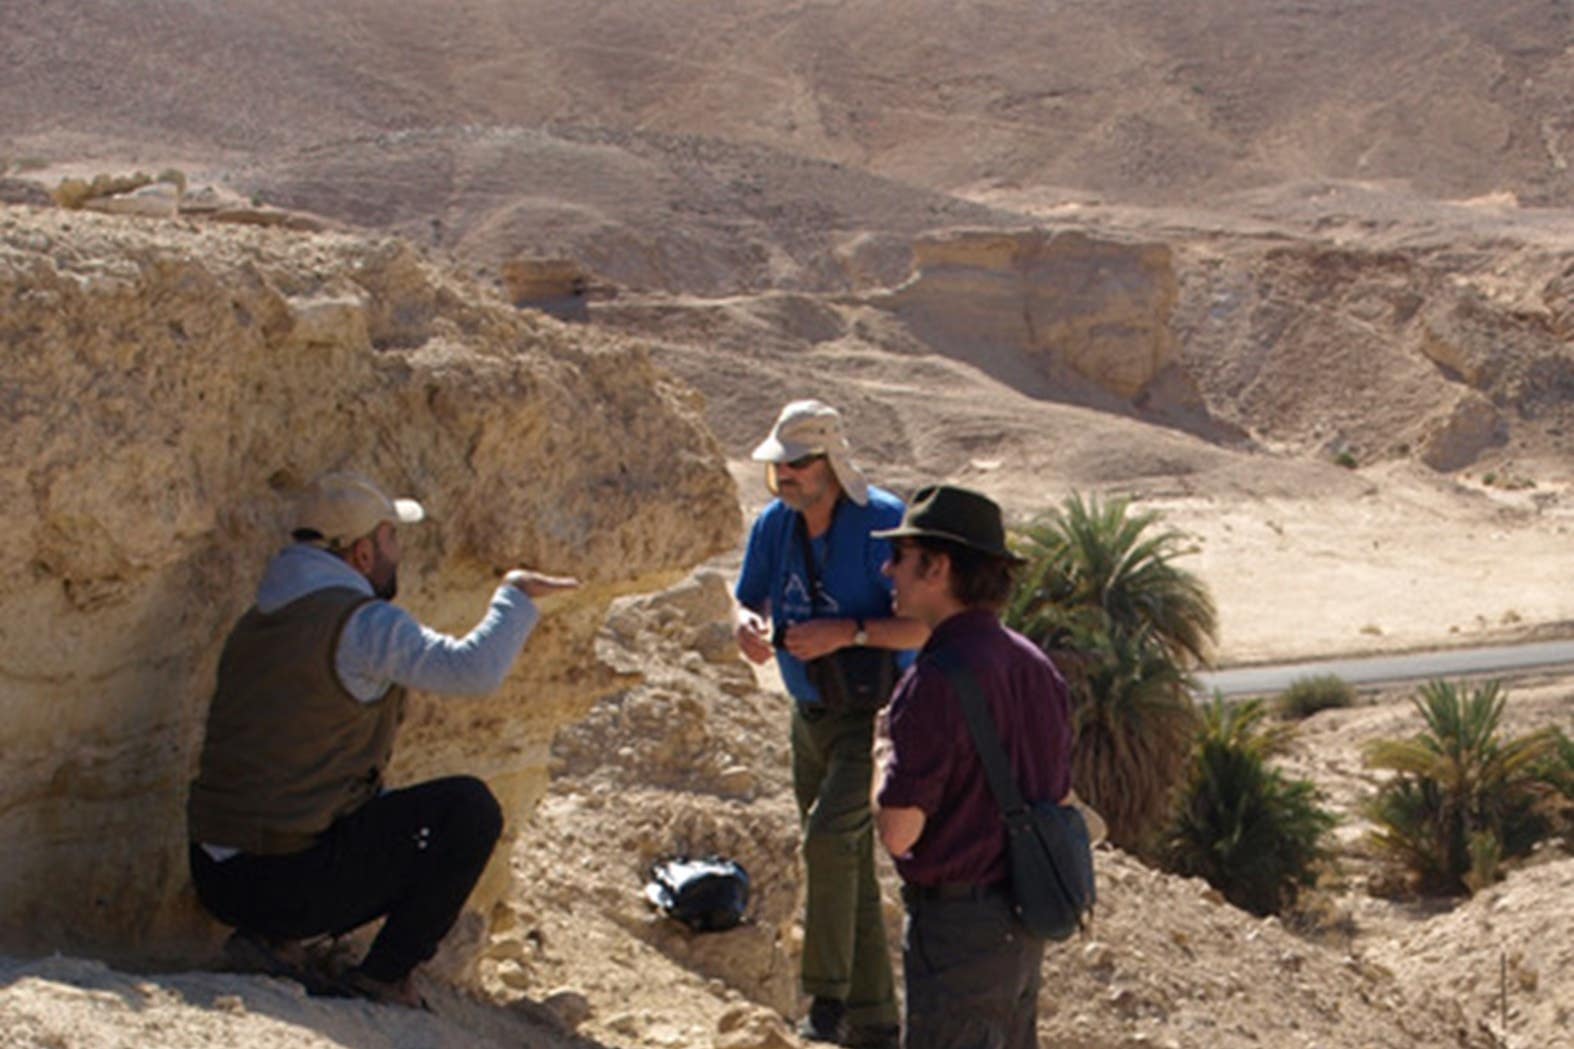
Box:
[734,400,927,1049]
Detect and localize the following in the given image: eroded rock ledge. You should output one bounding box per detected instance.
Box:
[0,207,739,968]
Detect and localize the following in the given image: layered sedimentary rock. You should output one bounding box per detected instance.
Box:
[879,228,1181,399]
[0,207,739,966]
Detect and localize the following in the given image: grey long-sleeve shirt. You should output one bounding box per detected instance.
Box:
[255,543,539,701]
[201,544,538,860]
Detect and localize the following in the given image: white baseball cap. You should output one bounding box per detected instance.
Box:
[293,471,424,546]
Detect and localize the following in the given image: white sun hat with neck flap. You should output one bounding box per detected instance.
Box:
[750,399,870,506]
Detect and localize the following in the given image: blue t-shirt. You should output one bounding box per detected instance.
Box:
[734,486,915,704]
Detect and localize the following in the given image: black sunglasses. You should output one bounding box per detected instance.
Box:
[782,453,826,470]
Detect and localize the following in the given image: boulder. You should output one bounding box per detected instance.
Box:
[1419,390,1506,471]
[177,185,250,215]
[0,208,739,967]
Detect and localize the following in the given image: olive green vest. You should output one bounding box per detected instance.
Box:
[187,586,407,855]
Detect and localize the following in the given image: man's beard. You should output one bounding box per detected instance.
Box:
[371,562,399,601]
[777,479,821,513]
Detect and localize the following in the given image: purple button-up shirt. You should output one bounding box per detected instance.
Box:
[876,608,1073,887]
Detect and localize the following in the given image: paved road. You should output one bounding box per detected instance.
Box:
[1194,639,1574,697]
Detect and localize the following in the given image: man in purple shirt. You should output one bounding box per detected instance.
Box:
[872,485,1072,1049]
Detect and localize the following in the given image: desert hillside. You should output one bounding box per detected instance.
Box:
[7,0,1574,206]
[3,2,1574,1048]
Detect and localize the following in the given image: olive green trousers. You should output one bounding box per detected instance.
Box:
[791,703,898,1027]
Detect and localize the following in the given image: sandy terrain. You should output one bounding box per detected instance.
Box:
[4,1,1574,1047]
[3,575,1568,1048]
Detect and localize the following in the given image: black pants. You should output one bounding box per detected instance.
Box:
[189,775,503,982]
[901,887,1045,1049]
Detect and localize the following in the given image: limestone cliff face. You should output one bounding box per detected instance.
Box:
[879,228,1181,399]
[0,207,739,965]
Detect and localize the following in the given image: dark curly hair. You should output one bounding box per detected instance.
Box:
[910,537,1018,611]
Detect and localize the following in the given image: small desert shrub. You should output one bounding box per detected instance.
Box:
[1363,679,1558,895]
[156,167,187,192]
[1530,729,1574,840]
[1277,674,1356,719]
[1334,450,1358,469]
[52,170,155,209]
[1163,698,1335,916]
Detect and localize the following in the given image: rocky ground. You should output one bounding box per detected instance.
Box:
[7,566,1568,1049]
[6,3,1574,1046]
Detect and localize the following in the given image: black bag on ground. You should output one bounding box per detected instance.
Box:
[933,652,1096,941]
[644,856,751,932]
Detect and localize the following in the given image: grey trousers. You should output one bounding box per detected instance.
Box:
[901,887,1045,1049]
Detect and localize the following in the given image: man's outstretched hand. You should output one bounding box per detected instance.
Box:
[505,569,581,598]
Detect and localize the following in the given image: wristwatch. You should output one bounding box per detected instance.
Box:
[852,618,869,647]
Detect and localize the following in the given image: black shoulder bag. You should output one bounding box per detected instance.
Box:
[793,512,899,713]
[932,650,1095,941]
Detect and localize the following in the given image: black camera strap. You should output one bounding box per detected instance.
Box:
[793,499,842,613]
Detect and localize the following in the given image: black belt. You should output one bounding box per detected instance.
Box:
[901,881,1008,905]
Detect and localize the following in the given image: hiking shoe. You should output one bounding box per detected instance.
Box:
[797,997,848,1044]
[221,931,308,979]
[221,931,358,999]
[337,967,430,1011]
[844,1021,900,1049]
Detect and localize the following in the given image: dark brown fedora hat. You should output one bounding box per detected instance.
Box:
[871,484,1024,562]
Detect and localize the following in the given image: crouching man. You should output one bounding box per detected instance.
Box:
[871,486,1072,1049]
[186,471,577,1006]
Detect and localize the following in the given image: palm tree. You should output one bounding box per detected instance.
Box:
[1010,493,1217,666]
[1067,626,1199,850]
[1165,698,1335,915]
[1363,679,1557,895]
[1007,493,1218,851]
[1534,729,1574,837]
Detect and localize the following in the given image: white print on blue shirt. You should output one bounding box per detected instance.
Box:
[733,488,910,704]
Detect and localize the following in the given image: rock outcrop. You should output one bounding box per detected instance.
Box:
[0,207,739,967]
[877,228,1183,400]
[1419,390,1506,471]
[502,256,614,322]
[81,181,181,219]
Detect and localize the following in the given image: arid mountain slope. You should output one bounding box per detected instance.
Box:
[6,0,1574,206]
[226,125,1014,295]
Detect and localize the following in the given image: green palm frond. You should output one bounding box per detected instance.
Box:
[1363,678,1558,895]
[1014,494,1218,668]
[1165,697,1335,915]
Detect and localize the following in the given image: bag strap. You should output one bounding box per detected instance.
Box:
[930,649,1028,820]
[934,648,1094,936]
[793,512,825,613]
